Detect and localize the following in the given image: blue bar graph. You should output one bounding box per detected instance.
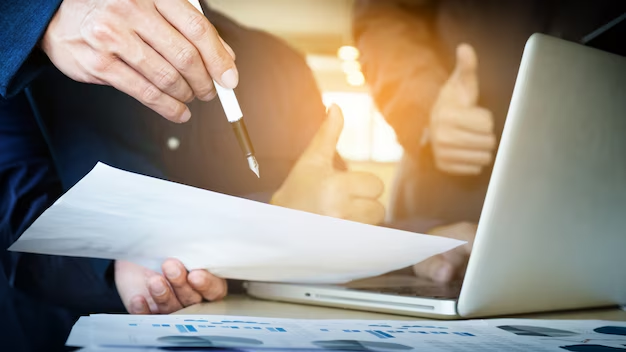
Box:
[185,325,197,332]
[276,328,287,332]
[375,331,394,338]
[365,330,395,339]
[175,325,187,333]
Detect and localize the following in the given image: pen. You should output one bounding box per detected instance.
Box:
[214,82,260,178]
[187,0,259,178]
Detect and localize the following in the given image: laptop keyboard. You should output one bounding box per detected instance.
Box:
[348,281,462,300]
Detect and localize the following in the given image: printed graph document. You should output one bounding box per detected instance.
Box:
[9,163,464,283]
[69,314,626,351]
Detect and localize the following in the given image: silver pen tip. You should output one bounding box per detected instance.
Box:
[247,156,260,178]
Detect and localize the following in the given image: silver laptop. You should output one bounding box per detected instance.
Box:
[245,34,626,319]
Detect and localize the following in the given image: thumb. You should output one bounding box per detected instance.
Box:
[449,43,479,106]
[303,104,344,161]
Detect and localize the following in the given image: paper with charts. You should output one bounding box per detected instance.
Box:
[69,314,626,351]
[9,162,464,283]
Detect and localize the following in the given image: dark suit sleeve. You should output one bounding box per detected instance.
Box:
[0,0,62,98]
[0,267,75,352]
[353,0,449,158]
[0,93,124,349]
[0,93,76,350]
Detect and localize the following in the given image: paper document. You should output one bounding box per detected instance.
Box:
[9,163,464,283]
[69,314,626,351]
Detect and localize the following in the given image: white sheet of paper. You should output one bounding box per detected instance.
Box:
[68,314,626,351]
[9,163,464,283]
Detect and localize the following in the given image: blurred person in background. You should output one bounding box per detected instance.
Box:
[353,0,625,282]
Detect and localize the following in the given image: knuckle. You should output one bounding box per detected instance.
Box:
[91,54,116,74]
[140,84,161,104]
[156,67,179,89]
[104,0,139,17]
[175,46,198,69]
[186,14,212,40]
[84,22,116,44]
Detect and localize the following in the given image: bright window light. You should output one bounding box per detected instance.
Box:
[346,71,365,87]
[337,46,360,61]
[322,92,403,162]
[341,60,361,74]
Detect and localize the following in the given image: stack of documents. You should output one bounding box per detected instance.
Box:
[70,314,626,351]
[9,163,464,283]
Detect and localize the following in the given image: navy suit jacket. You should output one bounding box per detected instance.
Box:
[0,0,62,99]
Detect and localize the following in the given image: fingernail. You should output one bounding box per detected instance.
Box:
[180,108,191,123]
[164,266,181,279]
[150,279,167,296]
[220,68,239,89]
[435,266,453,282]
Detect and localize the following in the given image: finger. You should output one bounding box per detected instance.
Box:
[346,198,386,225]
[448,107,494,134]
[413,255,456,283]
[441,248,471,272]
[450,43,479,106]
[302,104,344,163]
[119,34,194,103]
[188,270,228,301]
[219,37,236,60]
[97,58,191,122]
[436,161,482,175]
[128,295,152,314]
[162,259,203,307]
[433,125,496,150]
[436,147,492,167]
[155,0,238,89]
[134,11,216,101]
[336,171,384,199]
[148,276,183,314]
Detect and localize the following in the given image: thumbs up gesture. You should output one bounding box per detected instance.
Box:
[271,105,386,225]
[429,44,496,175]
